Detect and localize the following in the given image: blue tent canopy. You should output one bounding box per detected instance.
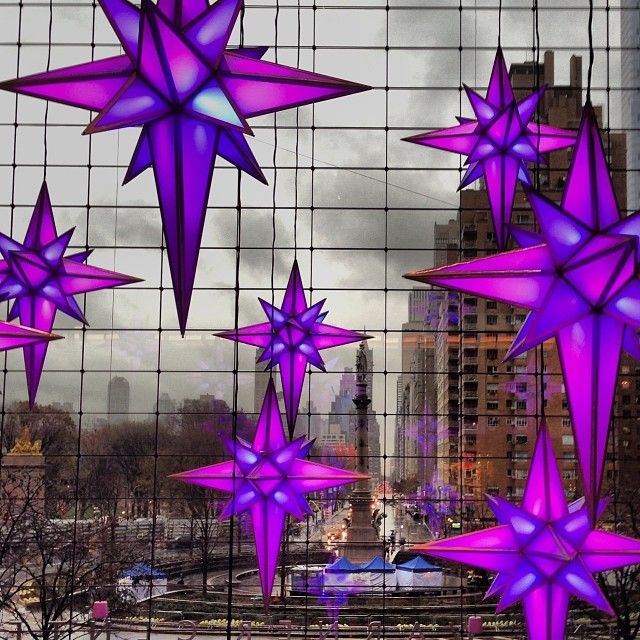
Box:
[119,562,167,579]
[325,557,361,573]
[396,556,442,573]
[359,556,396,573]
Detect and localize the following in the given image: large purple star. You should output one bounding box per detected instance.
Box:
[405,104,640,521]
[0,182,140,406]
[414,422,640,640]
[171,379,366,606]
[217,261,369,432]
[404,48,576,248]
[0,0,370,334]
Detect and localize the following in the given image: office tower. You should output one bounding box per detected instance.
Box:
[107,376,130,416]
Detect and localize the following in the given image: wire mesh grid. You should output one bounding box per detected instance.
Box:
[0,0,638,638]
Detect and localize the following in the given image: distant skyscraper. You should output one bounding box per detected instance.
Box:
[107,376,130,416]
[395,288,439,491]
[622,1,640,211]
[329,368,356,438]
[156,392,177,425]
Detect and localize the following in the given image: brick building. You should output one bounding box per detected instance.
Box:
[420,51,629,524]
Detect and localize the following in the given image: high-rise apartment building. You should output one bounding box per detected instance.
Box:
[622,0,640,211]
[431,51,628,519]
[394,288,440,490]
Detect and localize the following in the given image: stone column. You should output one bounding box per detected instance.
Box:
[340,343,380,562]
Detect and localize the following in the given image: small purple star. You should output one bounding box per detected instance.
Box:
[217,261,369,432]
[404,48,576,248]
[171,379,366,606]
[0,182,140,406]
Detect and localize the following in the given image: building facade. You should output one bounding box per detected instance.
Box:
[427,52,628,523]
[622,0,640,212]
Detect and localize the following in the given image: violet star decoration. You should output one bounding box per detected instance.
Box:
[171,380,366,606]
[403,48,576,249]
[217,261,369,433]
[405,104,640,521]
[413,422,640,640]
[0,182,140,407]
[0,0,370,334]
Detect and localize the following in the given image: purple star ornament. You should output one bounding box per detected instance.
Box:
[414,422,640,640]
[172,379,366,606]
[405,104,640,521]
[404,48,575,248]
[0,182,140,407]
[0,0,370,334]
[218,261,369,432]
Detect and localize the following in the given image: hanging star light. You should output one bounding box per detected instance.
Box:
[413,422,640,640]
[405,104,640,521]
[0,182,140,407]
[0,0,370,334]
[171,379,366,606]
[403,48,576,248]
[217,261,369,432]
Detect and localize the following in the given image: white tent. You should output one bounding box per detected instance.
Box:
[117,563,168,602]
[396,556,443,590]
[356,556,396,591]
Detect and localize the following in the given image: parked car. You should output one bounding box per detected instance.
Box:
[167,534,193,549]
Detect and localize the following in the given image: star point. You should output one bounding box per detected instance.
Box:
[1,0,370,333]
[172,379,366,606]
[405,105,639,521]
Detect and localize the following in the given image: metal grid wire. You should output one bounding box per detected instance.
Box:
[0,0,637,638]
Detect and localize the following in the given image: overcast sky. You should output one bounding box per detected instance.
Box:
[0,0,628,455]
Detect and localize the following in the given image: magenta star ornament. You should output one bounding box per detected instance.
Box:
[414,422,640,640]
[405,104,640,521]
[0,0,370,334]
[0,182,140,407]
[171,379,366,606]
[217,261,369,432]
[404,48,576,248]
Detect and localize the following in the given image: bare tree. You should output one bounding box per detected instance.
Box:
[187,491,223,593]
[597,486,640,640]
[0,474,47,608]
[2,504,141,640]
